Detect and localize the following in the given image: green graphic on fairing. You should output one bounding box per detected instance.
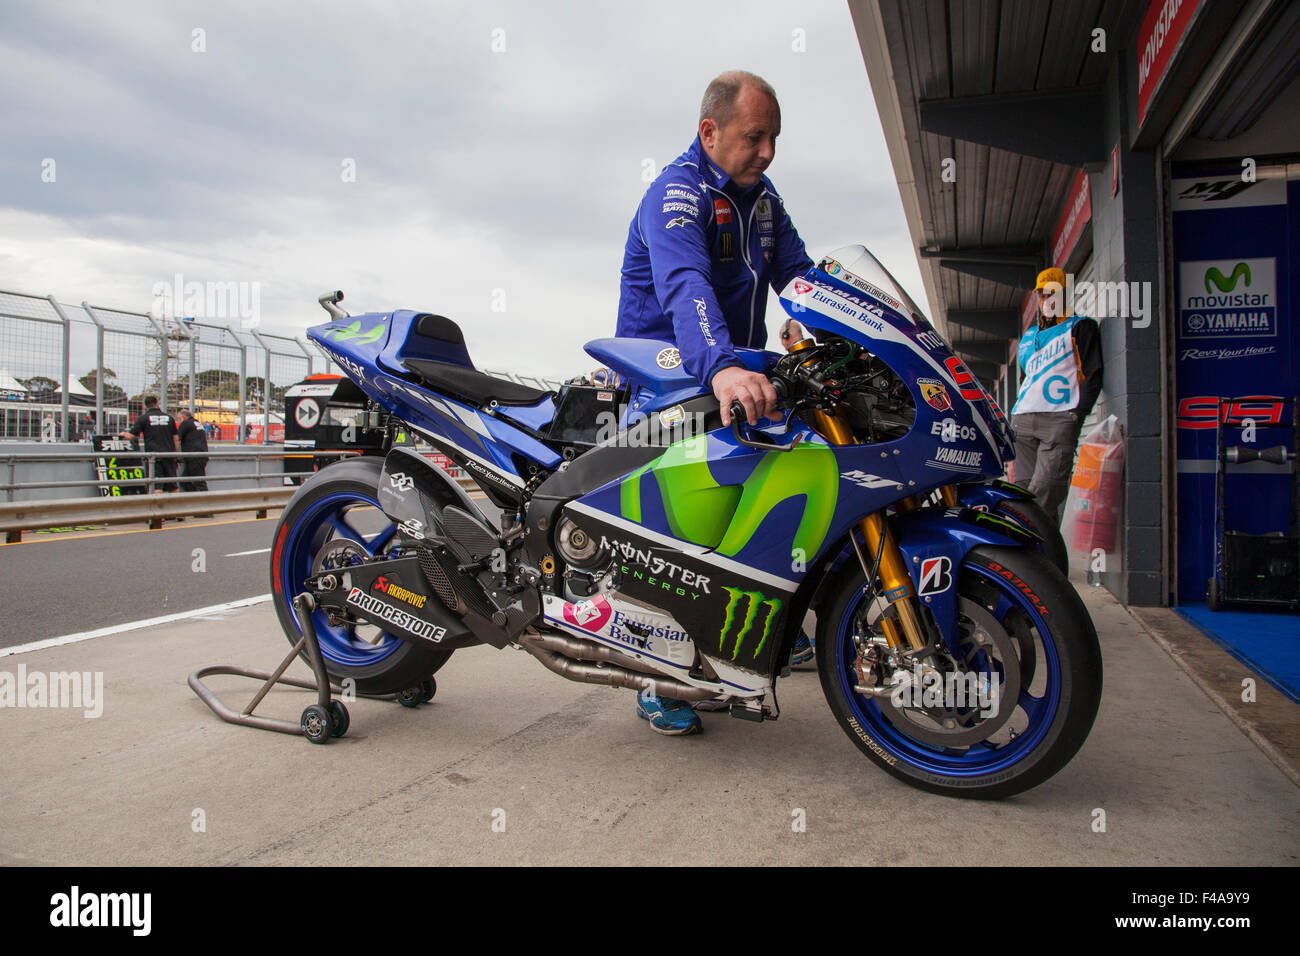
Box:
[719,587,782,660]
[321,315,389,345]
[618,434,839,557]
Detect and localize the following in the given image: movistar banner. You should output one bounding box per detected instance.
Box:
[1171,165,1297,604]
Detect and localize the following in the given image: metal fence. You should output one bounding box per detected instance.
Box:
[0,286,326,443]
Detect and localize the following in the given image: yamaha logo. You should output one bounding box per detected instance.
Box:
[656,347,681,369]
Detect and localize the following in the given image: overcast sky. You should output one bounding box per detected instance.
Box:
[0,0,927,383]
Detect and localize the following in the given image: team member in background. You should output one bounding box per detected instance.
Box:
[1010,267,1104,524]
[616,70,814,736]
[120,395,179,493]
[177,408,209,493]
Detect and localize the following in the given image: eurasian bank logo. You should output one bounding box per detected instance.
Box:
[1204,262,1250,294]
[719,587,782,661]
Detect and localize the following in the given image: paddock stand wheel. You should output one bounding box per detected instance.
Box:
[1207,576,1222,612]
[396,686,423,708]
[301,704,332,744]
[327,700,350,737]
[420,677,437,702]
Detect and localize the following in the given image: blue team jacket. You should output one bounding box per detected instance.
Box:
[615,136,812,386]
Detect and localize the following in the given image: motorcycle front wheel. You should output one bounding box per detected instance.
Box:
[817,545,1101,799]
[270,456,453,695]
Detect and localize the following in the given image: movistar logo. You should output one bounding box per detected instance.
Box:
[719,587,782,661]
[1204,263,1250,294]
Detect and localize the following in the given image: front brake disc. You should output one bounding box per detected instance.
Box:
[872,597,1022,749]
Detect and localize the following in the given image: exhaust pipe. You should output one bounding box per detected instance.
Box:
[519,631,717,701]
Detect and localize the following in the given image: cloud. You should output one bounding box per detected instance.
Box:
[1,0,929,383]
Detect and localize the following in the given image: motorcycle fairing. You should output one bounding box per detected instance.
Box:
[310,312,562,489]
[539,593,704,683]
[583,338,773,422]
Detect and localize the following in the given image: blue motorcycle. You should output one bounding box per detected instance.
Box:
[270,245,1101,798]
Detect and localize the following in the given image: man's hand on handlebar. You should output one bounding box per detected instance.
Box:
[713,365,782,427]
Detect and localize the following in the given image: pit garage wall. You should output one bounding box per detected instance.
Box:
[1083,47,1166,607]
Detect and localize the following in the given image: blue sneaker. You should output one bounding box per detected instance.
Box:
[790,630,815,667]
[635,694,702,736]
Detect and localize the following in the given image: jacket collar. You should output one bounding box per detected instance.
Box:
[686,136,764,200]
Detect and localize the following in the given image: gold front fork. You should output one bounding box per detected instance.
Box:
[812,409,929,654]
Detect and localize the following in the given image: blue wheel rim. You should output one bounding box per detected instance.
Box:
[278,489,401,667]
[835,562,1062,777]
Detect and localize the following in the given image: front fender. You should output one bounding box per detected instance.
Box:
[891,507,1037,654]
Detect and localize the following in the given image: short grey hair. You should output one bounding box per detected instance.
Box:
[699,71,778,129]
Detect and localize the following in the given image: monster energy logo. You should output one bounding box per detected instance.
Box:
[719,587,782,661]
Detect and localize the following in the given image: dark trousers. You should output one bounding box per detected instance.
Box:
[181,457,209,492]
[1011,410,1083,525]
[151,454,178,493]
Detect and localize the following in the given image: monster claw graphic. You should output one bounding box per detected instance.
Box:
[719,587,782,660]
[1204,262,1251,294]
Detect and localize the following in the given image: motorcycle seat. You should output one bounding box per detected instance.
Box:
[403,358,552,407]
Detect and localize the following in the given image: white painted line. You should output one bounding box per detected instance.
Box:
[0,594,274,658]
[225,548,272,557]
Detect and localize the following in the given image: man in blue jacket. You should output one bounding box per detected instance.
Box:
[617,70,814,735]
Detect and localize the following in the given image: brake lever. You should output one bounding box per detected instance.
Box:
[730,400,801,452]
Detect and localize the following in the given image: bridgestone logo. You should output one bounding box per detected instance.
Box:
[346,587,446,643]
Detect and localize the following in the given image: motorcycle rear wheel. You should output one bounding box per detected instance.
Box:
[270,456,453,695]
[817,545,1101,799]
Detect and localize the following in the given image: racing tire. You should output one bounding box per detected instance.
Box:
[992,497,1069,575]
[270,456,453,695]
[817,545,1102,799]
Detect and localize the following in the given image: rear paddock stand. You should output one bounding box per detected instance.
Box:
[187,592,437,744]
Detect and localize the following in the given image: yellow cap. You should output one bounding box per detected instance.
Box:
[1035,267,1066,291]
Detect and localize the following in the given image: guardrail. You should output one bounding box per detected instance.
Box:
[0,446,487,538]
[1,447,311,500]
[0,487,295,542]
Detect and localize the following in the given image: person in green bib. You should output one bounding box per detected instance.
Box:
[1010,267,1104,524]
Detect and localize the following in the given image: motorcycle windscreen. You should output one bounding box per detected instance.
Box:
[814,244,929,326]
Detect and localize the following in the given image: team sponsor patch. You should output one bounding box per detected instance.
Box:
[665,216,691,229]
[661,201,698,215]
[562,595,612,632]
[714,198,732,224]
[930,418,977,442]
[372,575,427,609]
[659,405,685,427]
[719,231,734,262]
[817,257,905,311]
[926,447,984,473]
[917,556,953,595]
[346,587,446,642]
[918,378,952,412]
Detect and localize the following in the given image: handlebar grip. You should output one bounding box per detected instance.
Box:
[729,400,746,425]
